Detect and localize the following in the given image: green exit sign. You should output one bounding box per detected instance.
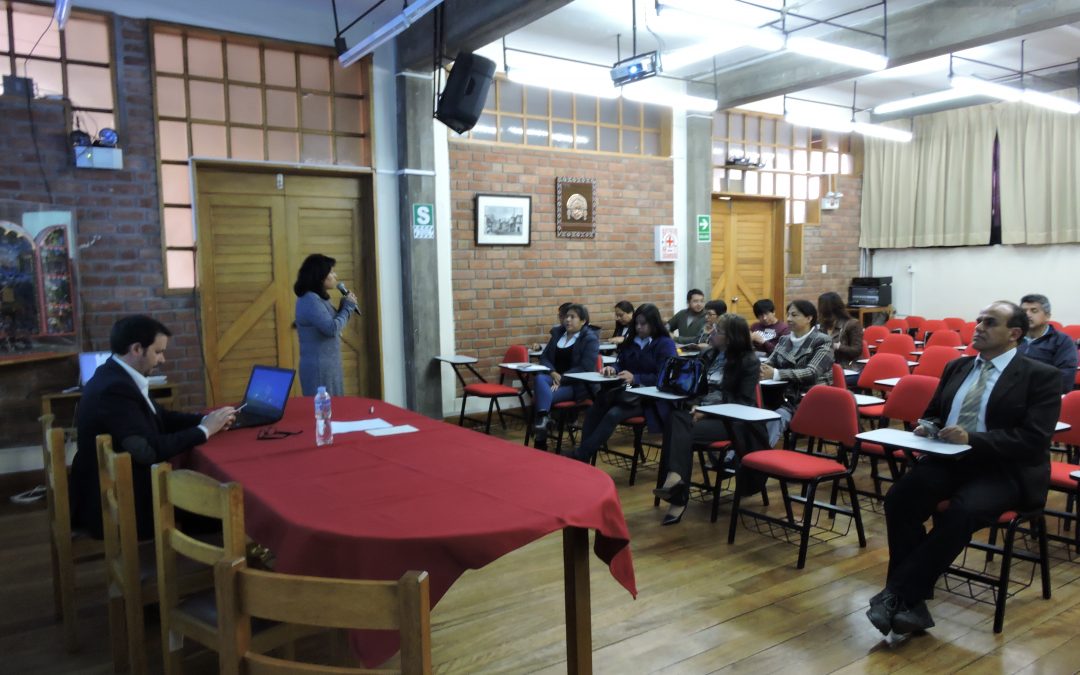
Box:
[696,214,711,243]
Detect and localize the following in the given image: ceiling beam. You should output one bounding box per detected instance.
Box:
[396,0,574,71]
[709,0,1080,109]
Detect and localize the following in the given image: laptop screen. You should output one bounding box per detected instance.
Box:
[242,365,295,418]
[79,351,111,386]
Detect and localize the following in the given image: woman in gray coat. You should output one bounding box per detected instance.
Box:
[293,253,357,396]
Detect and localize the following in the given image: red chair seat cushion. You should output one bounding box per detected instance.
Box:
[936,500,1020,524]
[1050,462,1080,491]
[741,449,846,480]
[553,400,582,410]
[858,442,905,459]
[708,440,732,450]
[620,416,646,426]
[463,383,519,397]
[858,404,886,418]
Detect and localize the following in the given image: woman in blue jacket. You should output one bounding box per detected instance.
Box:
[293,253,357,396]
[571,303,677,463]
[531,303,599,447]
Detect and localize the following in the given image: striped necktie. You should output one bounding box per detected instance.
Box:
[956,360,994,432]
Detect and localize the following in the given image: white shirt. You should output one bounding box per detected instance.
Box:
[111,355,210,440]
[556,331,580,348]
[944,348,1017,432]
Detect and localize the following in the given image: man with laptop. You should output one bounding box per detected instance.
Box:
[70,314,239,539]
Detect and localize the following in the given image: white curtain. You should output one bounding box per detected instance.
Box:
[997,102,1080,245]
[861,107,996,248]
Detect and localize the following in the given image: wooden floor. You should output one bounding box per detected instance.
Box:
[4,422,1080,674]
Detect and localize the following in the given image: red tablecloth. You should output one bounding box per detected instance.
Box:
[190,397,636,665]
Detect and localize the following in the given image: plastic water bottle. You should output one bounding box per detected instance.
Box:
[314,386,333,446]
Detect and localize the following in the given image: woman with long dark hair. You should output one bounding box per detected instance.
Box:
[609,300,635,345]
[818,291,864,371]
[293,253,357,396]
[653,314,766,525]
[570,303,677,463]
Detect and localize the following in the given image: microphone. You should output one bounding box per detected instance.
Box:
[336,282,361,315]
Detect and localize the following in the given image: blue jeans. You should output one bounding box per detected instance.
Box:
[532,374,577,415]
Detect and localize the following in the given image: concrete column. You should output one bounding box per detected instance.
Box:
[684,112,714,296]
[395,68,442,417]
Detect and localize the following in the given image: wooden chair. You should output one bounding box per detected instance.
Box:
[215,557,432,674]
[152,463,297,675]
[98,435,214,674]
[40,418,104,652]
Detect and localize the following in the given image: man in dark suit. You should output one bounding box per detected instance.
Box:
[867,301,1061,636]
[70,315,237,539]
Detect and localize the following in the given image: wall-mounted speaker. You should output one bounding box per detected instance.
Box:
[435,53,496,134]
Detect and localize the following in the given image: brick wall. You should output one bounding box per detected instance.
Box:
[448,142,676,378]
[0,18,204,446]
[784,174,863,305]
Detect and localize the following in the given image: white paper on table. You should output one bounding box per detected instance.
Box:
[366,424,419,437]
[331,418,392,434]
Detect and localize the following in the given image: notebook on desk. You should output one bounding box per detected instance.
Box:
[229,365,296,430]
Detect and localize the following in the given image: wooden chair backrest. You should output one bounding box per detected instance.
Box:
[215,557,432,675]
[97,435,143,597]
[41,419,71,543]
[152,463,246,645]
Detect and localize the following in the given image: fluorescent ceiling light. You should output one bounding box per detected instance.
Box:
[852,122,913,142]
[785,113,912,142]
[1021,89,1080,114]
[338,0,442,68]
[54,0,71,30]
[623,87,718,112]
[873,89,975,115]
[949,75,1022,101]
[786,36,888,71]
[505,57,618,98]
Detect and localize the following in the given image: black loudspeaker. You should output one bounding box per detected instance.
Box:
[435,53,496,134]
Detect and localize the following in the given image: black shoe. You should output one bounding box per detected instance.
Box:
[891,600,935,634]
[652,481,688,505]
[866,590,900,635]
[661,507,685,526]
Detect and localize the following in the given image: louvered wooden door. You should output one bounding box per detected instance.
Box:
[710,197,784,322]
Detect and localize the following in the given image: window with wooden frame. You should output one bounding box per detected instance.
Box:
[151,25,372,289]
[0,1,115,136]
[461,76,668,157]
[712,111,858,228]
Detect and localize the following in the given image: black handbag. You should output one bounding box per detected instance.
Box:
[657,355,708,398]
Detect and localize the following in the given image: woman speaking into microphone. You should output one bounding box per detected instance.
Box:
[293,253,357,396]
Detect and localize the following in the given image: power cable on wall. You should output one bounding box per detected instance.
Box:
[21,15,57,203]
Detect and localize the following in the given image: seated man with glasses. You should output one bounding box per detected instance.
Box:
[867,301,1060,636]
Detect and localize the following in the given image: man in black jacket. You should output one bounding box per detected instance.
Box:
[867,301,1061,635]
[70,315,237,539]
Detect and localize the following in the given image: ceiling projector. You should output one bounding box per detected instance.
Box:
[611,51,659,86]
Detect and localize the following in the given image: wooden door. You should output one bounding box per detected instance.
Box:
[196,169,379,406]
[710,197,784,322]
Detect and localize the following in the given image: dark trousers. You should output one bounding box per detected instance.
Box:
[662,410,730,480]
[883,456,1022,603]
[572,397,643,462]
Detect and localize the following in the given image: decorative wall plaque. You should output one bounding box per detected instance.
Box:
[555,177,597,239]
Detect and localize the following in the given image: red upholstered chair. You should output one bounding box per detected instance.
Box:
[925,329,962,349]
[904,315,925,338]
[938,503,1050,633]
[1048,320,1064,331]
[456,345,529,434]
[856,353,910,395]
[831,363,847,390]
[943,317,966,331]
[728,385,866,569]
[885,317,909,334]
[1054,391,1080,463]
[959,322,976,345]
[594,415,650,486]
[918,319,947,343]
[912,345,961,379]
[862,325,890,345]
[851,374,940,499]
[876,333,916,358]
[1061,325,1080,342]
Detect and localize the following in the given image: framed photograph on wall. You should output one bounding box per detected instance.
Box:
[556,177,597,239]
[475,194,532,246]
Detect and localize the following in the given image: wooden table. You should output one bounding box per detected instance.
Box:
[849,305,893,327]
